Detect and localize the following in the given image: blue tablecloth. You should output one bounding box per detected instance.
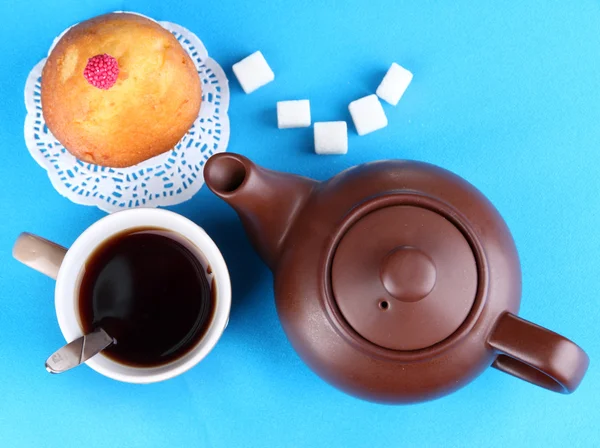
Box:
[1,1,599,446]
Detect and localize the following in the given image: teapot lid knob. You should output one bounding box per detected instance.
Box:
[380,247,437,303]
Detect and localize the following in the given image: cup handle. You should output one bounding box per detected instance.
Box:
[13,232,68,280]
[488,312,589,393]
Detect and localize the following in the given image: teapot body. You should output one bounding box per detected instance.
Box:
[273,160,521,403]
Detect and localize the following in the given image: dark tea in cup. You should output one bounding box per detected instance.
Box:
[78,228,216,368]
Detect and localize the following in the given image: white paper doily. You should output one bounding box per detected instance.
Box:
[24,12,230,213]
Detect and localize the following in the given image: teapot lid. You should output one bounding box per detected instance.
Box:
[331,205,478,351]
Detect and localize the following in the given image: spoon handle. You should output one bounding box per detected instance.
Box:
[45,328,114,374]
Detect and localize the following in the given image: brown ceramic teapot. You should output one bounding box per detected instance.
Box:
[204,153,589,403]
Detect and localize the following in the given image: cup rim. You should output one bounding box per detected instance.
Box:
[54,208,231,384]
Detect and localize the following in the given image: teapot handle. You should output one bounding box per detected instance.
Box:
[488,312,589,393]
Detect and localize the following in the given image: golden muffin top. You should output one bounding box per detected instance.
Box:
[41,13,202,167]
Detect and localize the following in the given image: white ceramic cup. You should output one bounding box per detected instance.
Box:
[13,208,231,384]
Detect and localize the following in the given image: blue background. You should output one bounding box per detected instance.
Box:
[1,1,599,446]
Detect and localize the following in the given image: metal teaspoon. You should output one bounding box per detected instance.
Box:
[45,327,115,374]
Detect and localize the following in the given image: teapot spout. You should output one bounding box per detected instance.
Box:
[204,153,317,270]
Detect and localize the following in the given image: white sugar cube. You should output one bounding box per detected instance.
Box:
[277,100,311,129]
[376,63,413,106]
[232,51,275,94]
[314,121,348,155]
[348,95,388,136]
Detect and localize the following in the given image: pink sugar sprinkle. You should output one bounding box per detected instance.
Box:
[83,54,119,90]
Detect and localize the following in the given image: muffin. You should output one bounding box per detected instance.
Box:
[41,13,202,168]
